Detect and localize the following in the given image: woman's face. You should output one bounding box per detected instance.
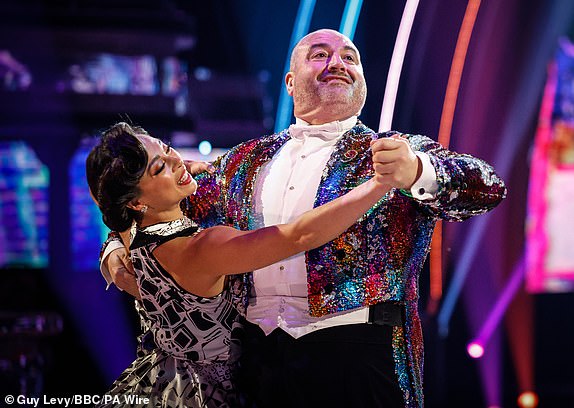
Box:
[133,134,197,215]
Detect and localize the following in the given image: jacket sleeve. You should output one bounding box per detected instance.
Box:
[402,132,507,222]
[182,154,228,228]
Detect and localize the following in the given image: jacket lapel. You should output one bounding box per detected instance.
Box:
[315,122,376,207]
[233,130,291,230]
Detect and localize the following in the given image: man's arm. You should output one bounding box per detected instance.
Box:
[373,131,507,221]
[101,244,140,299]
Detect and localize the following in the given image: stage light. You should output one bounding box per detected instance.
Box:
[274,0,316,132]
[198,140,212,156]
[339,0,364,39]
[467,341,484,358]
[517,391,539,408]
[378,0,420,131]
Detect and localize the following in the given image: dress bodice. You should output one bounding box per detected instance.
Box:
[129,217,241,363]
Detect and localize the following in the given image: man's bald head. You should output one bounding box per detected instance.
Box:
[285,29,366,124]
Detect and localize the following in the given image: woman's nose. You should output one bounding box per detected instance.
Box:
[167,154,183,170]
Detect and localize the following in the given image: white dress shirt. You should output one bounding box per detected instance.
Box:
[246,116,438,338]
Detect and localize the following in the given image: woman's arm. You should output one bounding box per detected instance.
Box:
[163,177,390,281]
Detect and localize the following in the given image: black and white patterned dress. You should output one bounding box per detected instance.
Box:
[98,217,244,408]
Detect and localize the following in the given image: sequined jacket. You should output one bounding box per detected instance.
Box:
[183,121,507,407]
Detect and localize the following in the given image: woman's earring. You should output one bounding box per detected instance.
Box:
[140,205,148,214]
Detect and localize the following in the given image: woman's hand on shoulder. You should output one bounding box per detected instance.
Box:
[184,160,215,176]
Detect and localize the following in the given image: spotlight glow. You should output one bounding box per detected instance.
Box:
[430,0,482,309]
[378,0,420,131]
[467,341,484,358]
[198,140,212,156]
[517,391,539,408]
[339,0,364,39]
[274,0,317,132]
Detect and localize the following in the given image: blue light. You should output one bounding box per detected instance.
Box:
[198,140,212,156]
[70,138,110,272]
[339,0,364,40]
[0,141,49,268]
[274,0,317,133]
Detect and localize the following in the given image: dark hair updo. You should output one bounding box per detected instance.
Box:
[86,122,149,232]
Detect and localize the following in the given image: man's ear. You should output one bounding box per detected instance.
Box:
[285,72,294,96]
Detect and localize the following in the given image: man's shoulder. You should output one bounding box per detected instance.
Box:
[231,129,288,151]
[216,129,289,169]
[223,130,287,158]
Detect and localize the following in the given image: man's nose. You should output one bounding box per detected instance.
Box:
[327,54,345,71]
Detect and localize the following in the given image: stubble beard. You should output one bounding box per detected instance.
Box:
[294,76,367,121]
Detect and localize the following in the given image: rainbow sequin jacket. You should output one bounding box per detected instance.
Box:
[185,121,506,316]
[182,121,506,407]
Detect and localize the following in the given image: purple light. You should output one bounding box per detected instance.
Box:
[467,341,484,358]
[475,257,525,346]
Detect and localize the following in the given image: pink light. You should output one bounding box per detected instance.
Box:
[429,1,482,313]
[467,341,484,358]
[517,391,539,408]
[378,0,420,131]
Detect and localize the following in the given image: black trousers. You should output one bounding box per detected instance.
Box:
[238,320,405,408]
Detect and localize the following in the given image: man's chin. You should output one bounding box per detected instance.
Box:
[319,92,355,106]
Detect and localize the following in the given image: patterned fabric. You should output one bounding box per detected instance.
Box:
[185,121,507,408]
[98,218,243,408]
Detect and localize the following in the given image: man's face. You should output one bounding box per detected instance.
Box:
[286,29,367,124]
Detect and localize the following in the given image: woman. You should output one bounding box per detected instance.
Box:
[86,122,390,407]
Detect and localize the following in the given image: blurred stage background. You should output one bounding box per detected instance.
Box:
[1,1,574,407]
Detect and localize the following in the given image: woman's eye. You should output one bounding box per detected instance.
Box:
[154,161,166,175]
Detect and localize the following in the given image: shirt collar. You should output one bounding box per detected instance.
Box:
[288,116,358,141]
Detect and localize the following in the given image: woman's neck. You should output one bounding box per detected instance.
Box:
[139,207,185,228]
